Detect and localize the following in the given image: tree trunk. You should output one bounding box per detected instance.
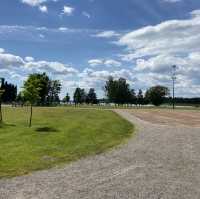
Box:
[29,104,33,127]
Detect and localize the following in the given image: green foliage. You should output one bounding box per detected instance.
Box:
[23,74,42,104]
[23,74,45,127]
[130,89,137,105]
[1,78,17,102]
[62,93,70,103]
[73,88,86,104]
[104,77,133,104]
[86,88,97,104]
[22,73,61,106]
[46,80,61,105]
[137,89,144,105]
[33,73,49,105]
[146,85,170,106]
[0,107,133,178]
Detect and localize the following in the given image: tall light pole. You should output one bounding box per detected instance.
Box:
[0,78,5,123]
[172,65,176,110]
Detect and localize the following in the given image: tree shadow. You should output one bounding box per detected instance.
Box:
[35,126,59,133]
[0,123,16,128]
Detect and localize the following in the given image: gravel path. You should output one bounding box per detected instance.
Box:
[1,109,200,199]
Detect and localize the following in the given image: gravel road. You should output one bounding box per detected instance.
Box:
[1,109,200,199]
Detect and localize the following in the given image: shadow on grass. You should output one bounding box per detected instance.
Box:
[35,126,59,133]
[0,123,16,128]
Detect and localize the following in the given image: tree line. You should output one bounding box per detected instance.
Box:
[62,88,98,105]
[104,76,169,106]
[1,73,200,107]
[1,73,200,127]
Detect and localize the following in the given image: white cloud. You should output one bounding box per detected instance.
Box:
[118,10,200,61]
[104,59,122,67]
[21,0,49,13]
[88,59,103,67]
[191,10,200,17]
[39,34,45,38]
[0,53,25,69]
[82,11,91,18]
[24,61,78,75]
[58,27,69,32]
[115,9,200,97]
[163,0,182,3]
[62,5,74,16]
[39,5,48,13]
[21,0,46,7]
[25,56,34,62]
[94,31,120,38]
[88,59,121,67]
[0,48,5,53]
[0,49,78,79]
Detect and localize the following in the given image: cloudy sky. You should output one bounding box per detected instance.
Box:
[0,0,200,98]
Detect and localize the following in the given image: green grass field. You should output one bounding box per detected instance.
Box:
[0,107,133,178]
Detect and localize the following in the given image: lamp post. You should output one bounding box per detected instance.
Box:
[0,78,5,123]
[172,65,176,110]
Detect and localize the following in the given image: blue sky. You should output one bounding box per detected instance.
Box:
[0,0,200,98]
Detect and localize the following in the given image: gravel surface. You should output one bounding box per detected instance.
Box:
[1,109,200,199]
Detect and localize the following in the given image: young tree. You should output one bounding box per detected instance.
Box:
[23,73,62,106]
[86,88,97,104]
[24,73,49,105]
[145,86,169,106]
[23,75,42,127]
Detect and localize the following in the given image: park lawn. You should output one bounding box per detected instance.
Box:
[0,107,133,178]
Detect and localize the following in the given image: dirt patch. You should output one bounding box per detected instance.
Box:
[128,109,200,127]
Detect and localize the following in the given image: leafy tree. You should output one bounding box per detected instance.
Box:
[35,73,49,105]
[22,73,61,106]
[137,89,144,105]
[47,80,61,105]
[104,76,116,103]
[130,89,137,105]
[73,88,86,104]
[104,77,131,104]
[86,88,97,104]
[23,75,42,127]
[1,78,17,103]
[63,93,70,103]
[116,78,131,104]
[145,85,169,106]
[24,73,49,105]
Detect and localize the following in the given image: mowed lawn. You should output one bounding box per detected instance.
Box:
[0,107,133,178]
